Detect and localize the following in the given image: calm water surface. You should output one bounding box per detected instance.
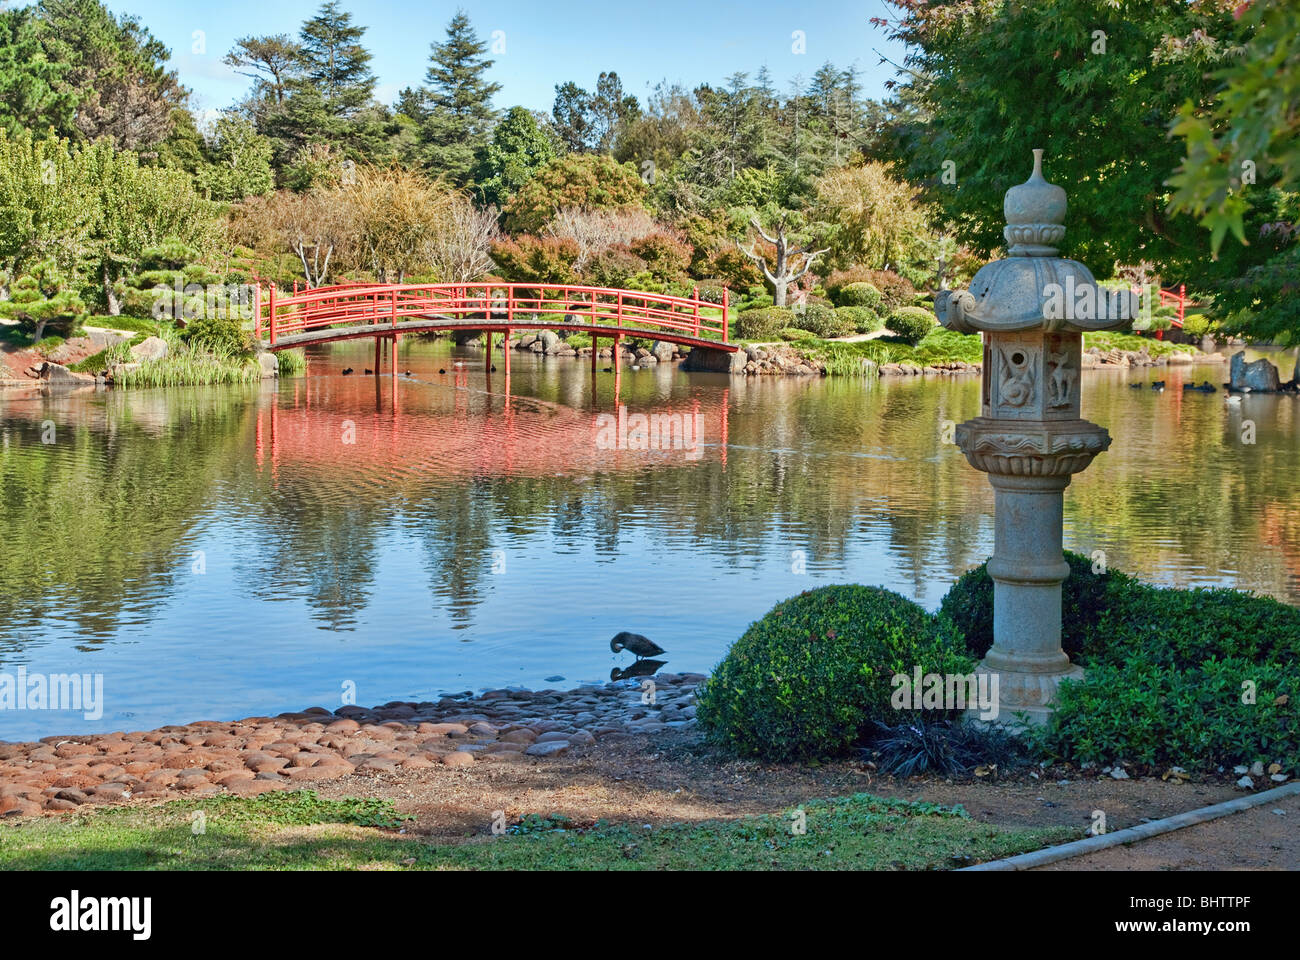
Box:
[2,340,1297,739]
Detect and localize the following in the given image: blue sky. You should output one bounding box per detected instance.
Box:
[93,0,909,123]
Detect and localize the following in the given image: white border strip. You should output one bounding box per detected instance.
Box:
[960,780,1300,871]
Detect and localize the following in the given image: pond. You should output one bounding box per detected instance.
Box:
[2,339,1296,740]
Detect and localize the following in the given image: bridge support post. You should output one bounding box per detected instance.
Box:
[591,336,598,375]
[374,337,381,376]
[485,331,493,371]
[503,329,511,379]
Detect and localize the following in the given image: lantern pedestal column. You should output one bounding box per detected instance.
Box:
[954,413,1111,725]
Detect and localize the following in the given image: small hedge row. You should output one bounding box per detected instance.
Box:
[887,307,937,346]
[947,555,1300,771]
[699,556,1300,771]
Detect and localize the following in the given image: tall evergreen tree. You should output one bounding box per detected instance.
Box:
[260,2,384,179]
[552,81,594,153]
[297,1,376,119]
[420,11,501,184]
[36,0,187,151]
[0,6,74,137]
[471,105,556,206]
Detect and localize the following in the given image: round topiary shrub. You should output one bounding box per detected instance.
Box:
[887,306,937,346]
[794,302,854,338]
[837,282,883,309]
[734,306,794,341]
[835,305,882,334]
[696,585,975,761]
[938,550,1137,661]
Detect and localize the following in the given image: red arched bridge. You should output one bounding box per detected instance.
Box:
[255,281,735,374]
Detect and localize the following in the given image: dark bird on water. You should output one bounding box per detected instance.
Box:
[438,368,446,374]
[1151,380,1165,391]
[603,367,612,373]
[610,631,665,658]
[403,370,412,376]
[364,369,373,375]
[341,368,353,375]
[491,365,497,372]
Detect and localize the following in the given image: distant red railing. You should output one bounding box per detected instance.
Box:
[255,282,729,348]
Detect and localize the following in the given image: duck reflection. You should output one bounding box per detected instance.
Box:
[610,659,667,682]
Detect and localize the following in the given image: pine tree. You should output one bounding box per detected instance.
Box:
[297,1,375,120]
[420,11,501,184]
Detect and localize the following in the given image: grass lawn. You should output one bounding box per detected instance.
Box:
[1081,330,1199,356]
[0,790,1078,871]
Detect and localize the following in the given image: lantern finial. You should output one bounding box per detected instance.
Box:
[1003,149,1067,256]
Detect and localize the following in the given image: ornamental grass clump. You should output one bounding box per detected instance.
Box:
[696,585,974,762]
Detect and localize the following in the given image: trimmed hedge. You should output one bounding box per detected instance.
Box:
[837,282,883,309]
[888,306,937,346]
[734,306,792,341]
[941,556,1300,772]
[939,551,1136,661]
[794,303,855,339]
[697,585,975,761]
[835,305,883,334]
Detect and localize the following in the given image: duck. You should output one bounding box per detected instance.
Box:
[490,365,497,372]
[341,368,353,375]
[1151,380,1165,391]
[364,369,373,375]
[603,367,613,373]
[610,631,665,659]
[1128,382,1143,389]
[438,368,446,374]
[1225,393,1243,405]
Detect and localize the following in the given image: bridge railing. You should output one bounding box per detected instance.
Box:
[257,282,729,346]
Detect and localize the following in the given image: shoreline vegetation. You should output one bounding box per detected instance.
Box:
[8,320,1230,389]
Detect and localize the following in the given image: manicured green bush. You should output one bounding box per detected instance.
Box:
[837,282,883,309]
[1089,585,1300,670]
[946,556,1300,770]
[1036,656,1299,771]
[794,302,855,339]
[779,327,818,341]
[696,585,975,761]
[835,305,882,334]
[734,306,793,341]
[826,268,916,310]
[939,551,1138,660]
[887,306,937,345]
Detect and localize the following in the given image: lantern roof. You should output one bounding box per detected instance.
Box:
[935,150,1134,334]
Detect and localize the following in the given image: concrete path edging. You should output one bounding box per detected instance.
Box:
[960,780,1300,871]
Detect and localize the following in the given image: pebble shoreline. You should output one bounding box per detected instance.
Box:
[0,673,706,819]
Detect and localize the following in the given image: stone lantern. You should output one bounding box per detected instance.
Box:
[935,149,1132,724]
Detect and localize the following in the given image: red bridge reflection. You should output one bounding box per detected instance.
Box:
[254,373,729,482]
